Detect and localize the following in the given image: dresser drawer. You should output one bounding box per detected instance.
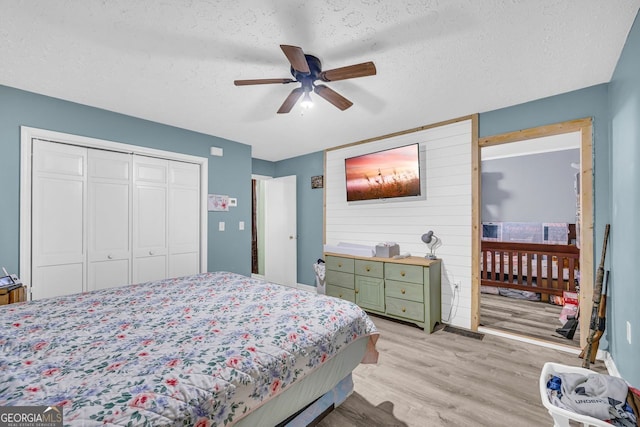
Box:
[385,279,424,303]
[385,263,423,284]
[354,259,383,278]
[326,284,356,303]
[385,297,424,322]
[326,270,354,289]
[326,256,354,274]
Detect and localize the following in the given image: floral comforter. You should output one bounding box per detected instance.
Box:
[0,272,378,426]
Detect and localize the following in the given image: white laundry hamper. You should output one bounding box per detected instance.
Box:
[539,362,613,427]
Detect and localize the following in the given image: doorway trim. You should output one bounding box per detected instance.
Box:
[471,118,594,348]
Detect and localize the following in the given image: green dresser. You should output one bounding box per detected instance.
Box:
[324,254,441,333]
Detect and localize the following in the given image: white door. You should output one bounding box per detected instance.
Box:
[31,140,87,299]
[87,150,132,291]
[133,156,168,283]
[168,161,201,278]
[264,175,297,287]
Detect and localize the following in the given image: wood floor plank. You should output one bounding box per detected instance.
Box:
[318,315,605,427]
[480,293,581,347]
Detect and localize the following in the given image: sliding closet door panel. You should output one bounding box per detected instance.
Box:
[169,253,199,278]
[33,264,84,300]
[136,186,167,248]
[168,161,201,278]
[133,156,168,283]
[88,150,132,291]
[31,140,86,299]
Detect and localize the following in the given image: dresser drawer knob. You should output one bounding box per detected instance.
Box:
[400,271,406,277]
[401,307,406,313]
[365,267,370,272]
[401,288,406,294]
[339,294,343,298]
[338,263,342,268]
[355,289,359,294]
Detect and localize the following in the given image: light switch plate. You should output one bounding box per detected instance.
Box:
[239,221,245,230]
[218,221,225,231]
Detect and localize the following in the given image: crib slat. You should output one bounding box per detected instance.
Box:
[508,250,514,283]
[568,258,576,291]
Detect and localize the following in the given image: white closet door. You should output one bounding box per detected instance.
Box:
[88,150,132,291]
[133,156,168,283]
[168,161,201,278]
[31,140,87,299]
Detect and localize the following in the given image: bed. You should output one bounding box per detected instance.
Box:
[0,271,379,426]
[480,241,579,302]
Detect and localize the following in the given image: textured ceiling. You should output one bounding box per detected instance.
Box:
[1,0,638,161]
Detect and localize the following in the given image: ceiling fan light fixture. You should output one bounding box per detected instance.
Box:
[300,90,313,109]
[234,45,376,113]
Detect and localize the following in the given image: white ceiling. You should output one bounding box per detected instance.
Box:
[1,1,638,161]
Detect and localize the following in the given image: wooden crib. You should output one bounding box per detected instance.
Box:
[480,241,579,301]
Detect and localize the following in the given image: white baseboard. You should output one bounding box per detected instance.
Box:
[296,283,317,293]
[251,274,318,294]
[603,351,621,378]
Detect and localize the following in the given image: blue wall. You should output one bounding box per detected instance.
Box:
[274,152,325,286]
[0,85,252,277]
[252,152,325,286]
[479,84,610,268]
[252,158,275,177]
[608,11,640,387]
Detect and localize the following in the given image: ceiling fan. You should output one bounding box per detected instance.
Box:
[234,45,376,114]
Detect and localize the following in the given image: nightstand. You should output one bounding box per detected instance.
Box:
[0,285,26,306]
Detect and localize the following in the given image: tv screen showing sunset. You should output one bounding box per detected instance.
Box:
[345,144,421,202]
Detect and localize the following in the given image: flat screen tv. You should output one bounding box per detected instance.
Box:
[345,143,421,202]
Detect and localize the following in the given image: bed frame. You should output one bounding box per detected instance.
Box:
[480,241,579,301]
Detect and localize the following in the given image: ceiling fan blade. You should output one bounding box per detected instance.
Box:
[277,87,304,114]
[319,61,376,82]
[280,45,310,74]
[314,85,353,111]
[234,78,296,86]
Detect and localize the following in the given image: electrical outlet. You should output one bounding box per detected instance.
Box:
[627,321,632,345]
[454,281,461,290]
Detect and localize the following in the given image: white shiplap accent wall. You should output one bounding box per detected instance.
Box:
[325,119,472,328]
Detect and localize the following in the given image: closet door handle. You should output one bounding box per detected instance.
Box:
[149,251,154,256]
[107,254,113,260]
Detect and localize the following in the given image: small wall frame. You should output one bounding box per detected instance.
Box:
[311,175,324,189]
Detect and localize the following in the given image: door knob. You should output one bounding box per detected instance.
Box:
[149,251,154,256]
[289,235,294,240]
[107,254,113,260]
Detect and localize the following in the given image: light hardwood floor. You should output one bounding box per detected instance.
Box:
[318,314,605,427]
[480,293,580,347]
